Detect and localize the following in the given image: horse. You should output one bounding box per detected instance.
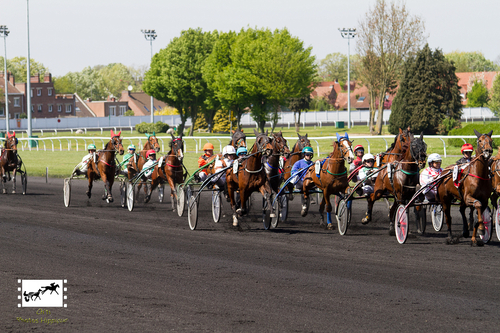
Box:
[263,131,290,194]
[0,131,20,194]
[41,283,60,295]
[375,127,413,167]
[230,129,247,149]
[368,132,427,234]
[24,289,42,302]
[490,149,500,213]
[145,134,185,210]
[302,133,354,224]
[283,133,311,199]
[435,129,493,246]
[87,130,124,202]
[137,132,161,172]
[226,130,273,226]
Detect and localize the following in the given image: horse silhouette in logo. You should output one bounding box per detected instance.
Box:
[41,282,60,295]
[24,289,42,302]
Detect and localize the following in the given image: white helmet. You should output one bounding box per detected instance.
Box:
[427,153,442,163]
[223,145,236,156]
[362,153,375,163]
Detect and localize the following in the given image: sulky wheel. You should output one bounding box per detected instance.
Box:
[279,195,288,224]
[336,199,351,236]
[496,199,500,242]
[188,196,198,231]
[431,204,444,232]
[271,195,280,229]
[212,190,221,223]
[478,207,492,244]
[63,178,71,207]
[21,172,27,195]
[262,196,271,230]
[158,184,164,203]
[176,184,186,217]
[120,181,126,208]
[395,204,409,244]
[126,181,135,212]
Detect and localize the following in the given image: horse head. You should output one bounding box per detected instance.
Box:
[474,129,494,160]
[170,133,184,161]
[254,130,273,156]
[296,133,310,152]
[146,132,161,153]
[5,131,17,151]
[410,132,428,169]
[336,132,354,164]
[110,130,124,155]
[231,129,246,149]
[272,131,289,156]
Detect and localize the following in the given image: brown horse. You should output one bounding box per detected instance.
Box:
[226,131,273,226]
[145,135,185,210]
[137,132,161,172]
[435,130,493,246]
[302,134,354,224]
[263,131,290,194]
[283,133,311,199]
[230,129,247,149]
[490,149,500,212]
[0,131,19,193]
[368,132,427,233]
[87,130,124,202]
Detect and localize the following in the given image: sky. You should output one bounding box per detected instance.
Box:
[1,0,499,78]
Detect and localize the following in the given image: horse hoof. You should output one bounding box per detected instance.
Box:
[300,205,308,217]
[471,239,484,247]
[462,232,470,238]
[327,223,334,230]
[445,237,460,245]
[86,191,91,199]
[477,228,485,236]
[2,189,6,194]
[236,208,244,216]
[11,190,15,194]
[232,215,239,227]
[388,223,395,236]
[107,196,114,203]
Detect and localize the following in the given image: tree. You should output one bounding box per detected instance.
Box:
[444,51,500,72]
[98,63,138,98]
[388,44,462,134]
[212,109,237,133]
[193,113,208,132]
[143,28,217,135]
[288,95,310,132]
[356,0,426,135]
[466,80,489,107]
[317,53,359,82]
[487,74,500,116]
[4,56,49,82]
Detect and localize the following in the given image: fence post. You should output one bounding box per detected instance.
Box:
[50,139,54,152]
[313,139,320,157]
[364,138,371,154]
[382,138,388,150]
[439,138,447,158]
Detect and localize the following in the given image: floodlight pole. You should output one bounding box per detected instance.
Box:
[142,29,157,124]
[0,25,9,132]
[26,0,32,137]
[339,28,356,129]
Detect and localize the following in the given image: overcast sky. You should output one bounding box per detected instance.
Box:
[1,0,499,77]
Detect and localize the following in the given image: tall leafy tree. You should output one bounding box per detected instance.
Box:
[143,28,217,134]
[356,0,426,135]
[1,56,49,82]
[444,51,500,72]
[487,74,500,116]
[466,81,489,107]
[288,95,311,133]
[317,52,359,82]
[389,44,462,134]
[53,67,107,100]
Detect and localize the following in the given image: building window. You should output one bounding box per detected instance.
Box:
[119,106,126,116]
[14,113,20,119]
[48,105,53,112]
[48,88,53,96]
[57,105,62,112]
[0,107,4,116]
[31,105,34,113]
[357,96,366,102]
[75,107,80,112]
[37,88,42,96]
[31,89,33,97]
[109,106,116,116]
[38,104,43,112]
[66,104,72,113]
[14,97,20,107]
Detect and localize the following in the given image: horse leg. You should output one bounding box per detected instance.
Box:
[362,194,375,226]
[471,199,485,247]
[443,202,458,244]
[301,178,312,217]
[87,173,93,198]
[227,179,239,226]
[1,167,6,194]
[166,176,177,211]
[459,204,469,238]
[318,195,326,227]
[324,190,334,230]
[413,205,426,235]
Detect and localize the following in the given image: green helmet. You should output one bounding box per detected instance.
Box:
[302,146,313,154]
[127,144,136,150]
[87,144,96,150]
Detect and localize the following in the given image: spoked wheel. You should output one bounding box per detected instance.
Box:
[127,181,135,212]
[188,196,198,230]
[21,172,27,195]
[336,199,351,236]
[479,207,492,244]
[176,184,186,217]
[263,196,271,230]
[271,196,280,229]
[120,181,126,208]
[158,184,164,203]
[63,178,71,207]
[212,190,221,223]
[395,204,409,244]
[279,195,288,224]
[431,204,443,231]
[496,199,500,241]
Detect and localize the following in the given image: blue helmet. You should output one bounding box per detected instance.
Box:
[302,146,313,154]
[237,147,247,155]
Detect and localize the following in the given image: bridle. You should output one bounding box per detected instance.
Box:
[170,138,184,160]
[149,136,160,152]
[477,135,493,159]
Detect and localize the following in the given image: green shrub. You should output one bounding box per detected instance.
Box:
[124,110,135,116]
[135,121,169,134]
[447,123,500,148]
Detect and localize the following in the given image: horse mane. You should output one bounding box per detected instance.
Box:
[328,141,340,158]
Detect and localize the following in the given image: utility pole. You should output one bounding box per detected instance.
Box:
[141,29,157,124]
[339,28,356,129]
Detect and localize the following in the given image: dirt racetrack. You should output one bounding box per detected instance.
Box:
[1,177,500,332]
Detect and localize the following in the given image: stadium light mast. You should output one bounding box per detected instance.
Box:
[27,0,32,137]
[141,29,157,124]
[339,28,356,129]
[0,25,10,132]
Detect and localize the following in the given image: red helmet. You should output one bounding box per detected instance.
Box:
[146,149,156,158]
[461,143,474,154]
[354,145,364,152]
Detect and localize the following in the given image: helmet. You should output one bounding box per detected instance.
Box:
[362,153,375,163]
[146,149,156,158]
[302,146,314,154]
[127,144,136,150]
[237,147,247,155]
[461,143,474,153]
[224,145,236,156]
[354,145,364,152]
[427,153,442,163]
[87,144,96,150]
[203,143,214,151]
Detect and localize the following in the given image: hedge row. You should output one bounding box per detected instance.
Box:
[135,121,170,134]
[447,123,500,148]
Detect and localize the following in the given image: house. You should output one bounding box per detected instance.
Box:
[455,71,499,105]
[81,95,129,117]
[310,81,387,110]
[119,90,170,116]
[0,71,25,119]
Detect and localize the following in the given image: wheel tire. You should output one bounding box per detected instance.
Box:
[63,178,71,207]
[126,181,135,212]
[212,190,221,223]
[271,196,280,229]
[280,195,288,223]
[496,200,500,242]
[158,185,164,203]
[431,205,444,232]
[188,196,198,230]
[336,199,350,236]
[21,172,27,195]
[263,196,271,230]
[120,181,126,208]
[176,185,185,217]
[395,204,409,244]
[479,207,492,244]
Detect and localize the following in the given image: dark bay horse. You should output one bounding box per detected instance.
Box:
[435,130,493,246]
[283,133,311,199]
[226,131,273,226]
[0,131,19,194]
[263,131,289,194]
[87,130,124,202]
[302,134,354,223]
[230,129,247,149]
[137,132,161,172]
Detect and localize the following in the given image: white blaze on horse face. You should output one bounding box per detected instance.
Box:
[177,148,184,160]
[343,140,354,163]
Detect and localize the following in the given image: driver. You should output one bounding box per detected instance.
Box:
[198,142,214,181]
[358,154,378,225]
[291,146,315,217]
[119,144,139,176]
[74,144,97,176]
[213,145,237,189]
[420,153,443,203]
[142,149,157,179]
[456,143,473,165]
